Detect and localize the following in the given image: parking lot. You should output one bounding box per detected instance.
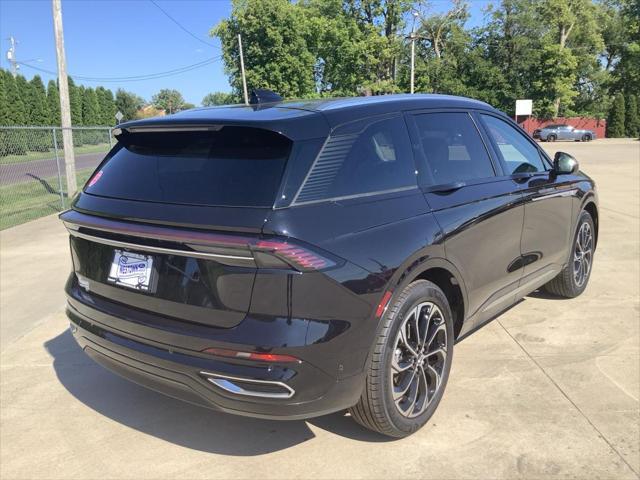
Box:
[1,138,638,479]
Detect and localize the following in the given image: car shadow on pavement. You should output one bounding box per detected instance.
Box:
[526,288,566,300]
[44,330,391,455]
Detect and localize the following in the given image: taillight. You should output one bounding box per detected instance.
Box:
[255,240,336,271]
[202,347,301,364]
[59,211,340,273]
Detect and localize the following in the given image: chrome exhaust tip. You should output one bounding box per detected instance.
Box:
[200,371,294,399]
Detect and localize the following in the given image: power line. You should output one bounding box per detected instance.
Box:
[149,0,216,48]
[16,56,221,82]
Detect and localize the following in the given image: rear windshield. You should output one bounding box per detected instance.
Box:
[84,127,292,207]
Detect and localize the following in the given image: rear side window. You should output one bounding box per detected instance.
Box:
[480,114,547,174]
[293,116,416,204]
[84,127,291,207]
[413,112,495,185]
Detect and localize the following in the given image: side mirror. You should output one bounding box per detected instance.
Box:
[553,151,579,175]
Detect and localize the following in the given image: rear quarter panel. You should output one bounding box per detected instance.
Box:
[263,189,444,375]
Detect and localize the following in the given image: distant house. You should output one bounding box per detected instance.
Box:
[136,105,166,119]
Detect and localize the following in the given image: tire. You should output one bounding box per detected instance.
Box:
[349,280,454,438]
[547,134,557,142]
[543,210,595,298]
[581,134,590,142]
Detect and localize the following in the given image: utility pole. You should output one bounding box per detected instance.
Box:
[6,36,18,77]
[409,11,419,95]
[52,0,77,198]
[238,34,249,105]
[410,36,416,94]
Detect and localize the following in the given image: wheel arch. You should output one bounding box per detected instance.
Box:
[386,257,469,340]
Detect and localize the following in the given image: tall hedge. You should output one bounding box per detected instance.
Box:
[3,72,27,125]
[0,70,9,125]
[28,76,49,125]
[607,93,626,137]
[626,94,639,138]
[47,80,61,126]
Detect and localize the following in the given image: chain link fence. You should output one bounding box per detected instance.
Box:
[0,126,113,230]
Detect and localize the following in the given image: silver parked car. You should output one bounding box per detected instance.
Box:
[536,124,596,142]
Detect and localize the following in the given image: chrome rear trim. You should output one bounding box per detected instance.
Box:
[200,371,295,399]
[68,229,255,264]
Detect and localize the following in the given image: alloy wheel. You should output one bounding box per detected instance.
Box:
[390,302,447,418]
[573,222,593,288]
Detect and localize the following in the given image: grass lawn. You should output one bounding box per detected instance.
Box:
[0,168,94,230]
[0,143,111,165]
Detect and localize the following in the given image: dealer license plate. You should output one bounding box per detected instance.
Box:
[107,250,154,292]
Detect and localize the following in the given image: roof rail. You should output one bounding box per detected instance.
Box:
[249,88,283,105]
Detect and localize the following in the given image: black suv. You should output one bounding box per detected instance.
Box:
[61,94,598,437]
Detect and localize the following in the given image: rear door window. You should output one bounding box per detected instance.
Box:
[412,112,495,185]
[84,127,291,207]
[293,115,416,204]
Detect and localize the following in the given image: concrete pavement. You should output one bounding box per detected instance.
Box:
[0,215,70,350]
[0,139,638,479]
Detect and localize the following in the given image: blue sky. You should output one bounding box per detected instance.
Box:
[0,0,492,106]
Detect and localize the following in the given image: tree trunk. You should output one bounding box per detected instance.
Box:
[554,22,574,117]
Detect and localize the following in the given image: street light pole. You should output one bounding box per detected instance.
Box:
[410,11,419,95]
[238,34,249,106]
[410,36,416,94]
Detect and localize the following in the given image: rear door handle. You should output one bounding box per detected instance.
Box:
[424,181,466,194]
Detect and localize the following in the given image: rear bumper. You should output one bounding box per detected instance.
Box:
[65,280,366,420]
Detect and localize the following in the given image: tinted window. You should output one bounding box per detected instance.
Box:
[481,115,547,174]
[413,112,495,185]
[294,116,415,203]
[84,127,291,207]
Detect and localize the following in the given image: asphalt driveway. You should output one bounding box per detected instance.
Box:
[0,139,638,479]
[0,152,105,186]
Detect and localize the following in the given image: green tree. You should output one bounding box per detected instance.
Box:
[202,91,239,106]
[1,71,27,155]
[531,44,579,118]
[151,89,185,114]
[467,0,540,113]
[3,72,27,125]
[537,0,604,116]
[115,89,144,121]
[410,0,473,95]
[339,0,410,91]
[28,75,49,125]
[14,75,33,123]
[213,0,317,98]
[82,88,100,125]
[607,92,626,137]
[304,0,395,95]
[0,70,9,125]
[625,94,639,137]
[47,80,61,126]
[611,0,640,95]
[68,77,83,126]
[96,87,116,125]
